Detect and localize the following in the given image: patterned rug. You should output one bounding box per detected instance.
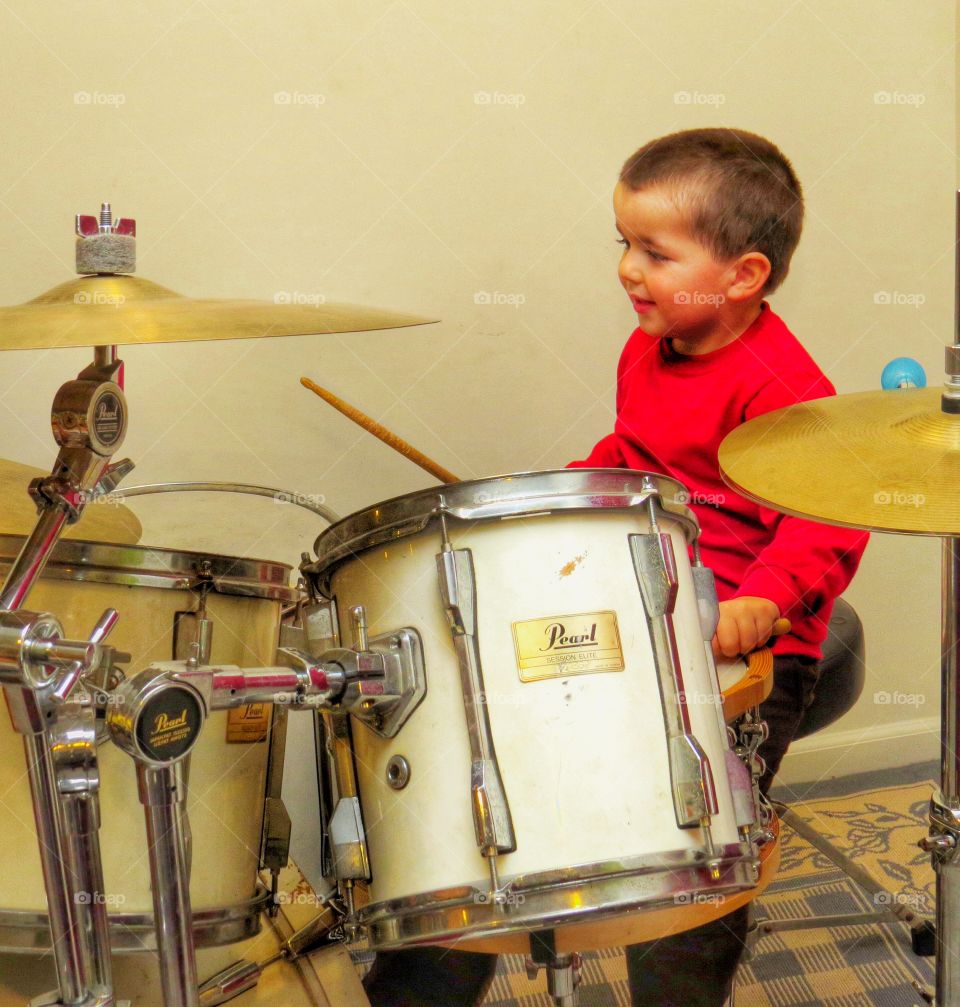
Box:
[479,779,937,1006]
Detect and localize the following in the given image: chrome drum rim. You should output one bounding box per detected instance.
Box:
[0,534,297,602]
[309,468,698,580]
[0,887,271,955]
[356,844,759,950]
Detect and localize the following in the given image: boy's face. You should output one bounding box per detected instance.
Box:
[613,182,743,352]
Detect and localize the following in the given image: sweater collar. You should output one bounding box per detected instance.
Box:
[657,302,771,368]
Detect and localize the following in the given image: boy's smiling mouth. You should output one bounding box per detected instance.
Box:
[629,294,656,313]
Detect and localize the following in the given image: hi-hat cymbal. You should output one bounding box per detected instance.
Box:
[718,386,960,536]
[0,275,436,350]
[0,460,141,544]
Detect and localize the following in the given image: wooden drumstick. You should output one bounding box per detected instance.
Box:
[773,617,792,636]
[301,377,461,484]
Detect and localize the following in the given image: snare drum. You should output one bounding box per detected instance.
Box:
[0,536,297,953]
[307,470,766,950]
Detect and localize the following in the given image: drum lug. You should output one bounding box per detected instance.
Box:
[630,530,720,830]
[691,564,720,641]
[260,797,292,911]
[302,598,341,657]
[329,796,371,881]
[173,611,213,664]
[259,689,292,913]
[436,546,517,856]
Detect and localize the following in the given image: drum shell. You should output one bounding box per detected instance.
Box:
[328,508,741,906]
[0,549,285,917]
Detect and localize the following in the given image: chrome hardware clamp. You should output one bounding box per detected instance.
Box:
[105,624,427,988]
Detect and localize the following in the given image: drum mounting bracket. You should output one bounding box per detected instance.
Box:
[344,626,426,739]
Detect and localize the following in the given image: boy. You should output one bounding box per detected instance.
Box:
[365,128,869,1006]
[565,127,869,1004]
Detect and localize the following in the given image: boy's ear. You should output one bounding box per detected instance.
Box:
[725,252,771,302]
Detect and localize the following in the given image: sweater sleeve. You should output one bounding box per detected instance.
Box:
[732,376,870,617]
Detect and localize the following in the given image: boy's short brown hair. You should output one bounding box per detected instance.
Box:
[620,128,803,293]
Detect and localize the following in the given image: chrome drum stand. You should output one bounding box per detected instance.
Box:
[0,347,132,1007]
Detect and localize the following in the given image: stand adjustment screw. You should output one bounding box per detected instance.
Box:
[919,834,956,853]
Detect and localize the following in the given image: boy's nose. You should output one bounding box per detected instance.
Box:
[619,255,643,285]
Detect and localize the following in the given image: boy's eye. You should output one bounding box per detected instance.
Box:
[615,238,668,262]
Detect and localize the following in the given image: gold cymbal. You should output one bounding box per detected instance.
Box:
[718,386,960,536]
[0,275,436,350]
[0,460,141,544]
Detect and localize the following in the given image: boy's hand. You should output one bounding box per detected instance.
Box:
[712,597,781,659]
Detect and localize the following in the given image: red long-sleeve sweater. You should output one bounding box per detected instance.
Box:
[569,302,869,659]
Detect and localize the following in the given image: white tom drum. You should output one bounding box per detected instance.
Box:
[306,470,766,949]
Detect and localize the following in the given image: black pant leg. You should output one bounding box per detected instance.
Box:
[625,654,818,1005]
[363,947,498,1007]
[625,904,750,1006]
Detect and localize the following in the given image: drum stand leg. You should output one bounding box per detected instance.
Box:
[525,933,581,1007]
[920,538,960,1006]
[136,762,200,1007]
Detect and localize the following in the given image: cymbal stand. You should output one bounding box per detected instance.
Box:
[914,195,960,1006]
[917,537,960,1005]
[0,345,133,1007]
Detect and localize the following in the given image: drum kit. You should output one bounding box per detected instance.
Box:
[0,196,952,1007]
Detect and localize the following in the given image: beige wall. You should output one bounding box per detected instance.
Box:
[0,2,953,790]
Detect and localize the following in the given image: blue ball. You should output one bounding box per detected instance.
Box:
[881,357,927,390]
